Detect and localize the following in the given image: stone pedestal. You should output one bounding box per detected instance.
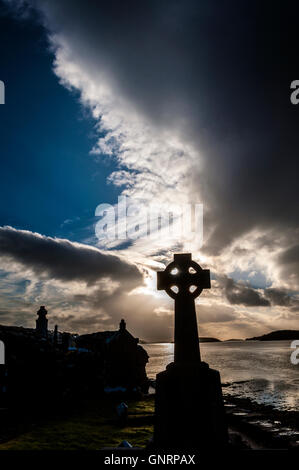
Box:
[154,361,228,449]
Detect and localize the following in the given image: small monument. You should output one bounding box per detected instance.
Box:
[36,306,48,338]
[154,254,228,449]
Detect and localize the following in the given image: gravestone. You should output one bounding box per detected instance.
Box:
[154,254,228,449]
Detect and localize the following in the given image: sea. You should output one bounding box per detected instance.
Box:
[143,340,299,412]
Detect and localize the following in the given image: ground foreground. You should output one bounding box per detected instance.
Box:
[0,393,299,450]
[0,396,154,450]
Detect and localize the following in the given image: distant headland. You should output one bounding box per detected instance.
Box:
[246,330,299,341]
[199,337,221,343]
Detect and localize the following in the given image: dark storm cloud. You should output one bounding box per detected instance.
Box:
[279,244,299,265]
[273,243,299,288]
[223,276,270,307]
[10,0,299,255]
[222,277,299,308]
[0,227,170,339]
[264,287,291,306]
[0,226,142,288]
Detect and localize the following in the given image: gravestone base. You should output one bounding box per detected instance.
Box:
[154,361,228,450]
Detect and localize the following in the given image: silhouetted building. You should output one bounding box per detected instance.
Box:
[0,311,149,412]
[76,319,149,392]
[106,319,148,391]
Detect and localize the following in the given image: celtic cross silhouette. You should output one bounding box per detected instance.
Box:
[157,253,210,363]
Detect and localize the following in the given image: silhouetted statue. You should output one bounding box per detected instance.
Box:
[36,306,48,338]
[119,319,126,332]
[154,254,228,450]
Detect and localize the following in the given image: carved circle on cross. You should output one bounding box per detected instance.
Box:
[161,258,205,300]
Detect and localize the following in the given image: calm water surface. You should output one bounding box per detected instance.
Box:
[144,341,299,411]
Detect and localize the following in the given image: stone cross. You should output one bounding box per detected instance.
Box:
[157,253,210,364]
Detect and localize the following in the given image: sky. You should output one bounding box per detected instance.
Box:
[0,0,299,341]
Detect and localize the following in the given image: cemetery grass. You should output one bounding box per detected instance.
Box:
[0,396,155,450]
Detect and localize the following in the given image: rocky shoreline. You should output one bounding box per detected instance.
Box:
[224,393,299,449]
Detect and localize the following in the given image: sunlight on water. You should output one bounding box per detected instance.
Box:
[144,340,299,411]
